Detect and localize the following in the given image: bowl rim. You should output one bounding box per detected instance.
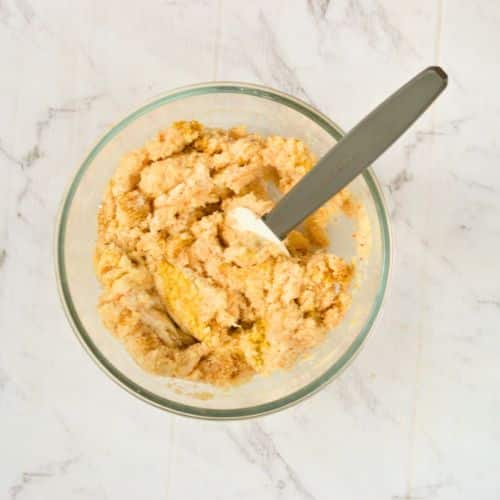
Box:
[54,81,392,420]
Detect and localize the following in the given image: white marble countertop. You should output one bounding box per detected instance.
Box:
[1,1,499,498]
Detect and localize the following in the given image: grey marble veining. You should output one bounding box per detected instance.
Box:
[1,0,499,499]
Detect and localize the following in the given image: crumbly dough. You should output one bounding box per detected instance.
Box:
[95,121,357,386]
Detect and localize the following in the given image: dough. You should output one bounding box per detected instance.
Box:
[95,121,356,386]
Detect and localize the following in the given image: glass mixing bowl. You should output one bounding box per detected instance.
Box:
[55,82,391,419]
